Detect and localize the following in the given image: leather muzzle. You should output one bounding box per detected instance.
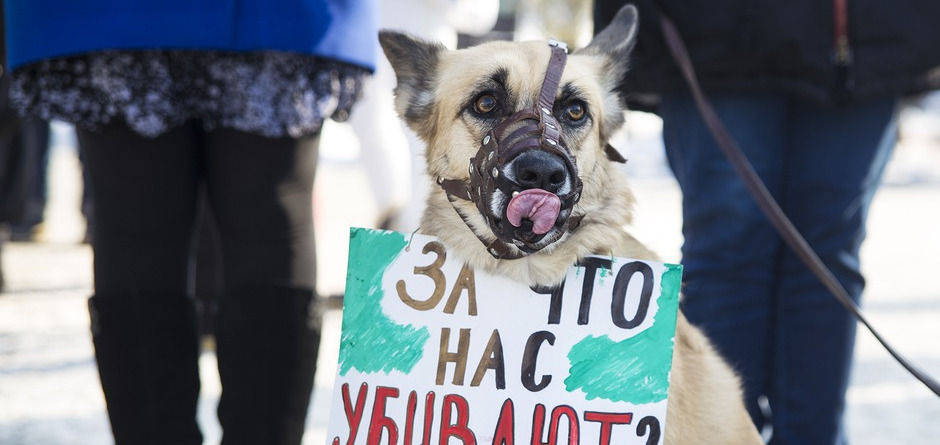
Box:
[438,41,583,259]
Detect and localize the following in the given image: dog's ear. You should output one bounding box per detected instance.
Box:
[379,30,445,140]
[575,5,638,144]
[577,4,638,75]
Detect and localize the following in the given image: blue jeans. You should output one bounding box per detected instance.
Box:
[660,92,897,445]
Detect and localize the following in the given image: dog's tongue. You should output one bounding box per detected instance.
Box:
[507,189,561,234]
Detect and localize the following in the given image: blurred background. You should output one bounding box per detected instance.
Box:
[3,0,940,443]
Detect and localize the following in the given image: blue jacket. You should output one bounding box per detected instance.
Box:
[4,0,377,70]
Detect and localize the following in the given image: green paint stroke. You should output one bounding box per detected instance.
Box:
[338,228,430,376]
[565,263,682,404]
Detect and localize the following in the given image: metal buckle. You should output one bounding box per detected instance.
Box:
[548,39,568,54]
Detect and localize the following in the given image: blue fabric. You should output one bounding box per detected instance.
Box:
[660,91,897,445]
[4,0,377,70]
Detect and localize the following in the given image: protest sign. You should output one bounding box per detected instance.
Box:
[327,228,682,445]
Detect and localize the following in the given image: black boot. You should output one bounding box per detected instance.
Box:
[88,294,203,445]
[215,286,321,445]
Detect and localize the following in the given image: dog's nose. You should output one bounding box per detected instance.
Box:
[511,150,568,193]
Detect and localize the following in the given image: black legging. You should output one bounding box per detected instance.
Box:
[77,120,318,296]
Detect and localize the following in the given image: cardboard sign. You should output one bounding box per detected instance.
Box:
[328,228,682,445]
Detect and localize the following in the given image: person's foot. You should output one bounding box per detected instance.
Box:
[0,240,5,293]
[82,224,94,245]
[375,207,402,231]
[8,222,44,242]
[0,225,7,292]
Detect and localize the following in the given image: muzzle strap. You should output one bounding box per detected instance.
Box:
[538,41,569,150]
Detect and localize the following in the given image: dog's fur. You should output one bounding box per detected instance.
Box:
[380,6,763,443]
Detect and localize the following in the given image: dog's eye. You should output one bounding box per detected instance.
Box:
[565,102,586,122]
[473,94,498,115]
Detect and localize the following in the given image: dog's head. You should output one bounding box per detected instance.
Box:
[380,5,639,262]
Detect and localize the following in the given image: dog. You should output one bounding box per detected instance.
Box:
[379,5,763,444]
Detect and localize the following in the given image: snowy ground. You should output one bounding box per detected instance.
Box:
[2,110,940,444]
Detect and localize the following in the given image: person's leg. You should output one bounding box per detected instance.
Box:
[82,121,204,295]
[78,120,204,445]
[9,118,49,240]
[204,127,320,445]
[769,97,898,445]
[76,135,95,244]
[660,91,789,430]
[347,70,413,230]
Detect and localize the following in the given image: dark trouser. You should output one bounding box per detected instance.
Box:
[0,117,50,235]
[661,92,897,445]
[78,120,320,445]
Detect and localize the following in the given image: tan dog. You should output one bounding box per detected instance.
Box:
[379,5,763,444]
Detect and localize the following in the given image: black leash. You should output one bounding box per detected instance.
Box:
[658,13,940,398]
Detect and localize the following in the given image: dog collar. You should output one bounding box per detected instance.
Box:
[438,40,584,260]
